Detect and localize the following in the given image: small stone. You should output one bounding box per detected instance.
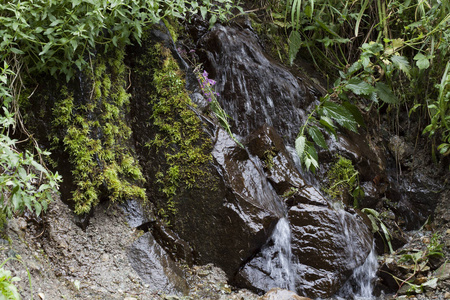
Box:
[446,229,450,235]
[124,298,138,300]
[101,253,110,262]
[17,217,27,230]
[422,236,430,244]
[38,293,45,300]
[444,291,450,299]
[197,270,210,277]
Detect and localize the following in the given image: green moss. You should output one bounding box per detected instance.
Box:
[143,43,212,219]
[323,155,364,207]
[51,45,146,214]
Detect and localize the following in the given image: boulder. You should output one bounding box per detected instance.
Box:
[128,232,189,295]
[289,204,373,298]
[236,201,373,298]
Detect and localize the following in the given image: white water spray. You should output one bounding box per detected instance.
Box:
[262,217,295,291]
[337,244,378,299]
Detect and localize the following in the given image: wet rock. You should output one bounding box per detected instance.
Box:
[151,219,194,265]
[246,124,306,194]
[360,181,381,208]
[198,25,320,141]
[170,127,284,276]
[260,288,311,300]
[289,204,372,298]
[121,198,155,228]
[128,232,189,295]
[237,203,373,298]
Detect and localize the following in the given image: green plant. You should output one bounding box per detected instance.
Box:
[0,256,34,300]
[195,68,244,148]
[0,0,241,215]
[145,44,213,220]
[260,0,450,170]
[362,207,394,254]
[0,267,20,300]
[394,233,444,295]
[323,155,363,207]
[1,63,61,219]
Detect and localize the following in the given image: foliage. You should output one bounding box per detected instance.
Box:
[51,47,146,214]
[195,68,244,148]
[362,207,394,254]
[1,64,61,219]
[145,44,213,220]
[0,0,240,215]
[0,0,240,81]
[0,266,20,300]
[257,0,450,170]
[395,233,444,295]
[323,155,363,207]
[0,256,35,300]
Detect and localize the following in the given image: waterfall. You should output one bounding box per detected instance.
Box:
[337,245,378,299]
[261,217,295,291]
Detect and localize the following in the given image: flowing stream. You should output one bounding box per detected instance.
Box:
[265,215,378,299]
[337,245,378,299]
[261,217,295,291]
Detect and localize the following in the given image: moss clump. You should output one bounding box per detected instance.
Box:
[323,155,364,207]
[52,46,146,214]
[144,44,212,219]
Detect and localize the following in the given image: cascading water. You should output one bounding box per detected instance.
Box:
[261,217,295,291]
[337,245,378,300]
[199,24,378,298]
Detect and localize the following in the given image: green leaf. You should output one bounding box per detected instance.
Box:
[200,6,207,20]
[308,126,328,149]
[288,31,301,65]
[345,77,375,95]
[413,52,430,70]
[10,48,25,55]
[390,55,411,78]
[319,116,337,138]
[39,42,53,56]
[322,101,358,132]
[295,135,306,158]
[375,82,399,104]
[342,101,365,128]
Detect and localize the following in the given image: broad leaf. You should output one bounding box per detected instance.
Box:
[342,101,366,128]
[375,82,399,104]
[322,101,358,132]
[295,135,306,158]
[391,55,411,78]
[288,31,302,65]
[319,116,337,138]
[345,77,375,95]
[308,126,328,149]
[413,52,430,70]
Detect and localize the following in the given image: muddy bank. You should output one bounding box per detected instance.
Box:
[0,196,259,300]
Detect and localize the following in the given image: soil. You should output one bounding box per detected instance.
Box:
[0,196,259,300]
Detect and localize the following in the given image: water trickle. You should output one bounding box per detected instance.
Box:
[337,244,378,300]
[261,218,295,291]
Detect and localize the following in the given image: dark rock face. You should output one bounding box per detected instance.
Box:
[198,25,321,141]
[170,128,284,277]
[234,125,373,298]
[236,201,373,298]
[289,204,372,298]
[128,232,189,295]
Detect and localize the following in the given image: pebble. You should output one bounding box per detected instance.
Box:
[445,292,450,299]
[38,293,45,300]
